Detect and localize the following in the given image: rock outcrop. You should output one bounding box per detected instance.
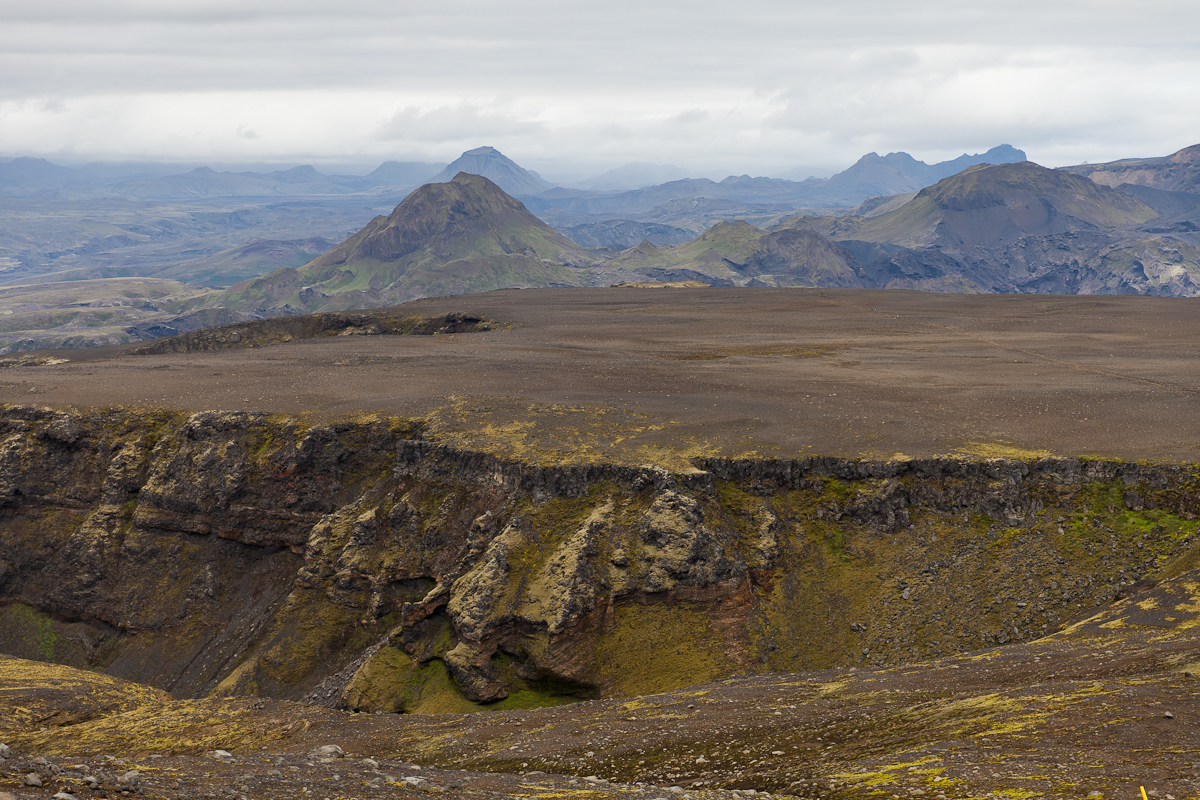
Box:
[1,406,1199,711]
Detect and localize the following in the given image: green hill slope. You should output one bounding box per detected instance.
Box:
[1060,142,1200,193]
[607,219,863,287]
[213,173,593,312]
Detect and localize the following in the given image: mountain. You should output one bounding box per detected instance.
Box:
[522,146,1027,228]
[815,145,1028,203]
[777,160,1200,295]
[1060,142,1200,193]
[426,146,552,196]
[606,219,865,288]
[573,162,692,191]
[932,144,1027,180]
[213,172,591,313]
[0,157,99,197]
[787,161,1159,249]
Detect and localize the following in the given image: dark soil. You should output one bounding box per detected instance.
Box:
[1,287,1199,463]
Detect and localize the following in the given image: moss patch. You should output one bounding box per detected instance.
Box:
[595,599,735,697]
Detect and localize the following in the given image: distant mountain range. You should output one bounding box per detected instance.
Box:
[0,144,1025,214]
[189,145,1200,319]
[0,157,449,201]
[2,140,1200,352]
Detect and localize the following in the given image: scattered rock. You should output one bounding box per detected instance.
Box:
[310,744,345,759]
[1164,711,1175,719]
[52,793,79,800]
[119,769,141,789]
[24,773,43,787]
[0,743,10,758]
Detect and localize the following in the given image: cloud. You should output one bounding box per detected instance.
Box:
[0,0,1196,173]
[376,104,544,145]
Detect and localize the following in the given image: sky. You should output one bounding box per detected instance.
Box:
[1,0,1198,181]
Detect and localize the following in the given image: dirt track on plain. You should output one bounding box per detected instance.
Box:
[3,287,1199,462]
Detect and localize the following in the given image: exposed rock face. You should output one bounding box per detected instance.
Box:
[1,406,1199,711]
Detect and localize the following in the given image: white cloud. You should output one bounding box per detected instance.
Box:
[0,0,1196,173]
[377,104,544,144]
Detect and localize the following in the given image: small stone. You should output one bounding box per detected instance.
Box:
[667,788,686,796]
[120,769,141,788]
[0,743,11,758]
[404,776,431,790]
[211,749,234,759]
[310,744,344,759]
[1164,711,1174,719]
[361,758,379,769]
[25,774,43,787]
[52,793,79,800]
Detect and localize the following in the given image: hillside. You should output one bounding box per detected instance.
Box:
[1061,142,1200,193]
[606,220,865,287]
[792,161,1160,249]
[776,161,1200,295]
[214,173,593,313]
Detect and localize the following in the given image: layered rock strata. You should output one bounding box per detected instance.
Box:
[1,406,1197,711]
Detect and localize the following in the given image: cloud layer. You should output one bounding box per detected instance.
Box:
[1,0,1197,177]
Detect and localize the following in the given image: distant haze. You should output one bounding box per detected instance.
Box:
[1,0,1198,177]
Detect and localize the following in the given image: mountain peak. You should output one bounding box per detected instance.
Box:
[428,146,551,196]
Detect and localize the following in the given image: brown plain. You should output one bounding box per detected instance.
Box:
[4,286,1198,463]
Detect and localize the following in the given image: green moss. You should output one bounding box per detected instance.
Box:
[0,603,59,662]
[595,599,735,697]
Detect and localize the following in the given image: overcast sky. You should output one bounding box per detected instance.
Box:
[1,0,1197,180]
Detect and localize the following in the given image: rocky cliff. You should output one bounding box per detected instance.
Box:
[1,405,1198,713]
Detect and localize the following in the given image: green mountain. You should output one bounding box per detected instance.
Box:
[781,161,1160,249]
[214,173,592,313]
[777,160,1200,295]
[607,219,863,287]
